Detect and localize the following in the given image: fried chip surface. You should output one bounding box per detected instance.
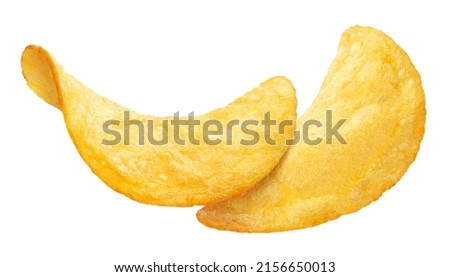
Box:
[21,46,297,206]
[197,26,426,231]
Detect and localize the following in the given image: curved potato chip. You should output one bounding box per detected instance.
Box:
[197,26,426,232]
[21,45,297,206]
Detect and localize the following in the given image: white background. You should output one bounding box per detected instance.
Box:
[1,1,449,276]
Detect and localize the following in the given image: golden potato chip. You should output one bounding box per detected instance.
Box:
[21,45,297,206]
[197,26,426,232]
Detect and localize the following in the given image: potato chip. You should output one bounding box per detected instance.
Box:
[21,45,297,206]
[197,26,426,232]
